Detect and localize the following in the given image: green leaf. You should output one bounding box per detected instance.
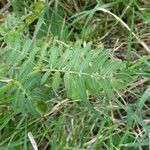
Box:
[66,48,81,70]
[137,86,150,113]
[0,64,8,76]
[86,75,101,97]
[64,73,80,99]
[127,105,133,128]
[90,51,110,72]
[102,59,123,75]
[26,98,40,117]
[30,45,41,61]
[64,73,71,98]
[35,1,69,40]
[41,71,51,85]
[79,51,95,72]
[76,75,87,101]
[49,3,69,41]
[16,89,26,114]
[25,74,41,90]
[35,100,48,115]
[19,61,34,82]
[100,78,114,100]
[0,82,14,94]
[115,73,133,82]
[5,31,21,49]
[38,41,49,65]
[49,46,58,69]
[27,69,41,79]
[113,79,127,90]
[56,50,72,68]
[76,75,99,117]
[15,39,33,65]
[68,42,93,71]
[22,39,33,53]
[52,71,61,91]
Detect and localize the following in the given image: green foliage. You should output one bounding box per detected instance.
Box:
[0,27,130,116]
[0,0,150,149]
[35,100,48,115]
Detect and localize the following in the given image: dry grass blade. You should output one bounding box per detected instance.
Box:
[116,78,149,99]
[96,8,150,54]
[0,3,10,13]
[28,132,38,150]
[44,99,69,117]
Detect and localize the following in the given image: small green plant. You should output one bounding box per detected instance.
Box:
[0,27,128,116]
[0,0,150,149]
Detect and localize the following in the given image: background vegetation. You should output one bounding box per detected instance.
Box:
[0,0,150,149]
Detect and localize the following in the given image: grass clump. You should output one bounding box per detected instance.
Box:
[0,0,150,149]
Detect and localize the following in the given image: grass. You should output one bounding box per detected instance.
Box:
[0,0,150,149]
